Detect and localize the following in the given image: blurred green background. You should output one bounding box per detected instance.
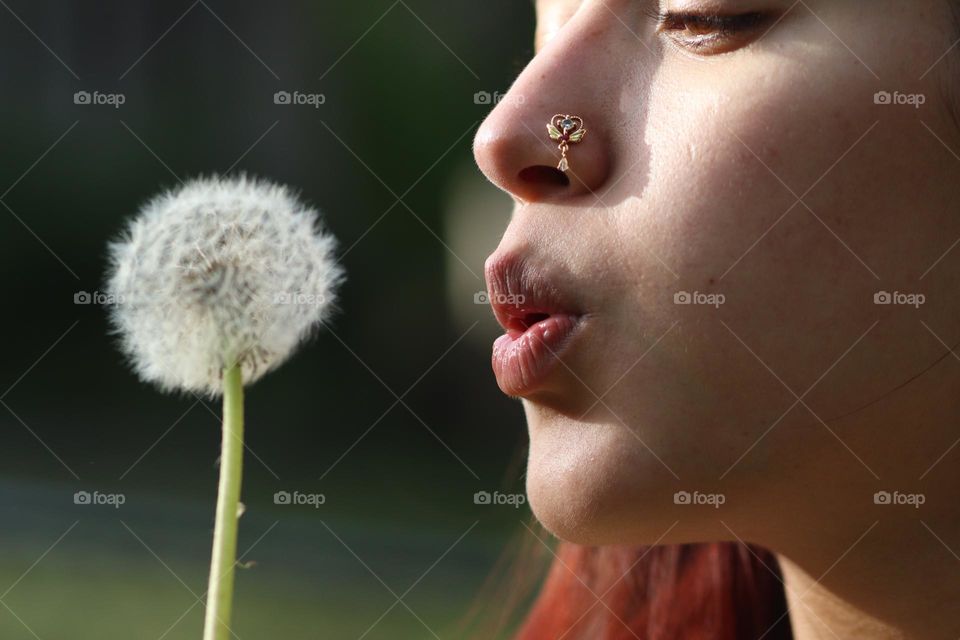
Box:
[0,2,546,637]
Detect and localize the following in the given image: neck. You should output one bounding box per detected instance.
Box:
[754,335,960,640]
[778,554,901,640]
[776,521,960,640]
[771,457,960,639]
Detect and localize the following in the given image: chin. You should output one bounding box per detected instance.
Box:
[523,404,690,546]
[526,476,615,545]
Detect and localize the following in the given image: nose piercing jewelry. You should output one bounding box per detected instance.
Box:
[547,114,586,173]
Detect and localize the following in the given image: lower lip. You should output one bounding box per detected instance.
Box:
[491,314,582,396]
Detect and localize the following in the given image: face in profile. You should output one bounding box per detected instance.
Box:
[475,0,960,547]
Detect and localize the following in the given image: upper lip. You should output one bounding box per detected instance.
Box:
[484,253,580,334]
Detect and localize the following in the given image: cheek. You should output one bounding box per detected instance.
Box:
[630,43,952,417]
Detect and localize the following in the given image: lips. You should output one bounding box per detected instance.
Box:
[485,254,584,396]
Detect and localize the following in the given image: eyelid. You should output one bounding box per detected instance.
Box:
[648,9,775,54]
[659,11,766,30]
[647,9,767,29]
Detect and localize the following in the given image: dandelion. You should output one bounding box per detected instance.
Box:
[106,174,344,640]
[107,174,343,396]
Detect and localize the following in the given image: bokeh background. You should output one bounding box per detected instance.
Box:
[0,2,546,637]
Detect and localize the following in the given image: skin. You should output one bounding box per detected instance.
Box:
[474,1,960,638]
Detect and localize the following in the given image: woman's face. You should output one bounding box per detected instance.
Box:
[475,0,960,545]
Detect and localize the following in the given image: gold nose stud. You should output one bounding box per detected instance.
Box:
[547,114,587,173]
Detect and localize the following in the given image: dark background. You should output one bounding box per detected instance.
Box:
[0,2,542,637]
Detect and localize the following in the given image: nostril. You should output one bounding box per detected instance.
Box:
[518,165,570,188]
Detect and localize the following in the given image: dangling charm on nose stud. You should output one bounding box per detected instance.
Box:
[547,114,586,173]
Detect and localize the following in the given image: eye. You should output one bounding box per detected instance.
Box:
[655,11,772,55]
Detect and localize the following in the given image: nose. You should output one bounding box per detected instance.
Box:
[473,9,615,203]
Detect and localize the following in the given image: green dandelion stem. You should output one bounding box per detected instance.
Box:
[203,364,244,640]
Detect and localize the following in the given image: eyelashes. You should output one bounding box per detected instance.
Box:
[644,8,775,54]
[658,11,767,33]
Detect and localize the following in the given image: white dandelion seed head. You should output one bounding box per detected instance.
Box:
[106,174,345,397]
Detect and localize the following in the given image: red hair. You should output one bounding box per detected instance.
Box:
[463,526,792,640]
[514,541,792,640]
